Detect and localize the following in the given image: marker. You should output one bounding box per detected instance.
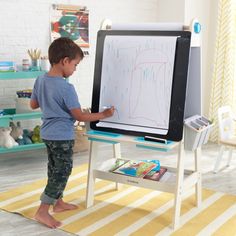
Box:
[102,106,112,110]
[101,106,118,118]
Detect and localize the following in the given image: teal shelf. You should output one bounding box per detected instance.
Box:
[0,143,45,154]
[2,111,42,120]
[0,109,42,127]
[0,71,45,80]
[0,72,44,153]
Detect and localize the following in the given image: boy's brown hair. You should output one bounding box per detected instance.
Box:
[48,37,84,66]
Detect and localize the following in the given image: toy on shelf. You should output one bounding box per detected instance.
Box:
[31,125,42,143]
[17,129,33,145]
[10,121,23,140]
[0,127,19,148]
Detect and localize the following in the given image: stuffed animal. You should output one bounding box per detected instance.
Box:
[0,127,19,148]
[10,121,23,140]
[16,129,32,145]
[31,125,42,143]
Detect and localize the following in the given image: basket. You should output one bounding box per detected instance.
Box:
[184,115,213,151]
[15,98,40,113]
[73,126,89,153]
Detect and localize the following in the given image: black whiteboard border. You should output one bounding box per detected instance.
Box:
[90,30,191,141]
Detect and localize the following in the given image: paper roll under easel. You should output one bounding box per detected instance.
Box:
[100,18,201,47]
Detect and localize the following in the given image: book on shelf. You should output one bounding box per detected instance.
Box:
[112,160,158,177]
[109,158,129,172]
[141,159,160,172]
[143,167,167,181]
[0,61,15,72]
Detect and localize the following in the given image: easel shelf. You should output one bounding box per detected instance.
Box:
[85,130,202,230]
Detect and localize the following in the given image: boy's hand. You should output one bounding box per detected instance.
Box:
[70,106,115,122]
[103,106,115,118]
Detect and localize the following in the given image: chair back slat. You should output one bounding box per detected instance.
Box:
[218,106,234,140]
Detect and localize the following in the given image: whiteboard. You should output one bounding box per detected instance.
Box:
[91,30,191,141]
[97,35,177,135]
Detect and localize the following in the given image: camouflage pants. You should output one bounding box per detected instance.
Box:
[40,139,74,205]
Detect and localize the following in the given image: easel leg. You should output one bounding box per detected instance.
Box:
[113,143,121,190]
[195,147,202,207]
[113,143,121,158]
[172,142,185,230]
[86,141,98,208]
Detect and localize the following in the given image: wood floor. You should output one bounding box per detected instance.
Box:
[0,142,235,236]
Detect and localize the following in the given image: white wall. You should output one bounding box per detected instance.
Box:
[156,0,218,116]
[156,0,185,22]
[0,0,159,109]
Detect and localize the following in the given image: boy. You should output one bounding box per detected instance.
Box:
[30,37,114,228]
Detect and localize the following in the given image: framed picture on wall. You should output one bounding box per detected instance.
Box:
[50,4,89,55]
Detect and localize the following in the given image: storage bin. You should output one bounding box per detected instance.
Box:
[184,115,213,151]
[15,98,40,113]
[73,126,89,153]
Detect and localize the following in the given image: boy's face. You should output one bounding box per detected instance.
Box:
[62,56,82,78]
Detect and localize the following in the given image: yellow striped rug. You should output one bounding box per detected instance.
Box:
[0,164,236,236]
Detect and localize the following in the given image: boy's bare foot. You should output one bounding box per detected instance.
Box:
[35,210,62,228]
[53,199,78,212]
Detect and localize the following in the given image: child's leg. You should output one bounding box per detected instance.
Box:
[35,140,75,228]
[43,140,74,202]
[35,203,61,228]
[50,140,78,212]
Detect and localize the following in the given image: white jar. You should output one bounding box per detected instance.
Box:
[22,59,30,71]
[40,59,50,71]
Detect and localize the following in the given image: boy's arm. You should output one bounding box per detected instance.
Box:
[30,79,39,109]
[30,99,40,109]
[70,107,115,122]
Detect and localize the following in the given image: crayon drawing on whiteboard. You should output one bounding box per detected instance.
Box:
[97,35,177,135]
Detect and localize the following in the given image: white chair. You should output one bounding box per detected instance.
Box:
[214,106,236,173]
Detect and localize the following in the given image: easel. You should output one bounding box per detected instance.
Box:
[85,131,202,230]
[85,19,202,230]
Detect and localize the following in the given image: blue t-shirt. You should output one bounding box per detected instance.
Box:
[31,74,81,140]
